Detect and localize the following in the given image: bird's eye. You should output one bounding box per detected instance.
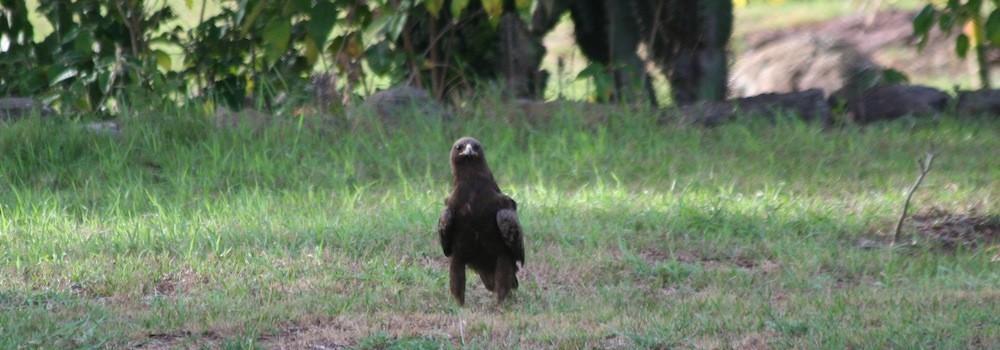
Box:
[455,145,461,150]
[473,144,480,150]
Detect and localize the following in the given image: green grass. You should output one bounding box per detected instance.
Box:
[1,103,998,348]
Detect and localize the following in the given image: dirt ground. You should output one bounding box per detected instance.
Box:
[739,9,990,89]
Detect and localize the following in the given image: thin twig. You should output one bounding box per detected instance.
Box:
[458,317,466,345]
[893,151,936,245]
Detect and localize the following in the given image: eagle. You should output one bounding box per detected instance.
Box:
[438,137,525,306]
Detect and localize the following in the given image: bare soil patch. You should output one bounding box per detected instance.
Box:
[639,248,781,274]
[740,9,982,85]
[910,208,1000,251]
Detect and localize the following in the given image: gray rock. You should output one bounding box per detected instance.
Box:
[955,89,1000,117]
[83,121,122,138]
[736,89,832,123]
[674,89,831,126]
[845,84,950,123]
[358,86,448,126]
[732,35,882,99]
[349,86,449,128]
[0,97,54,121]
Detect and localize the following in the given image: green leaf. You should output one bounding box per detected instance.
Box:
[309,1,338,48]
[364,11,395,42]
[49,67,78,85]
[913,4,935,36]
[956,33,970,58]
[425,0,445,17]
[482,0,503,19]
[576,62,603,80]
[291,0,311,11]
[938,12,954,33]
[185,0,194,9]
[881,68,910,84]
[72,31,94,53]
[986,10,1000,44]
[387,12,409,42]
[969,0,984,12]
[304,35,320,66]
[451,0,469,17]
[153,50,172,72]
[240,0,268,34]
[516,0,532,12]
[263,17,292,67]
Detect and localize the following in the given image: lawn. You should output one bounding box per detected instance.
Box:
[1,102,997,348]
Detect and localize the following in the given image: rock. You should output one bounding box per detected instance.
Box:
[845,84,950,123]
[732,35,882,98]
[83,121,122,138]
[676,101,736,127]
[736,89,832,123]
[673,89,831,126]
[955,89,1000,117]
[357,86,448,127]
[0,97,54,121]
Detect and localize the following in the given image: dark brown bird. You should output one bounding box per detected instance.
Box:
[438,137,525,306]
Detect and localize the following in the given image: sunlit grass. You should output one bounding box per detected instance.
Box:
[0,100,997,348]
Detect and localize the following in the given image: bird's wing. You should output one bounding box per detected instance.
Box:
[438,207,454,257]
[496,195,525,266]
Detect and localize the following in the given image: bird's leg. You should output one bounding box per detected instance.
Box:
[494,255,515,306]
[449,257,466,306]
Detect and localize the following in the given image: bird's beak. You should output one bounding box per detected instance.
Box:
[459,144,477,157]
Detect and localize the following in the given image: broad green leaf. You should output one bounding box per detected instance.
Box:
[451,0,469,17]
[153,50,172,72]
[482,0,503,22]
[426,0,445,17]
[576,62,603,80]
[913,5,935,36]
[185,0,194,9]
[240,0,268,34]
[73,31,94,53]
[956,33,970,58]
[304,35,320,66]
[387,12,409,42]
[363,11,395,42]
[986,10,1000,44]
[98,70,112,93]
[881,68,909,84]
[263,17,292,67]
[969,0,984,12]
[938,12,954,32]
[309,1,338,48]
[49,67,78,85]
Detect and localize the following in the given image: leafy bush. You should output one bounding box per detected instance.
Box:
[0,0,527,116]
[913,0,1000,88]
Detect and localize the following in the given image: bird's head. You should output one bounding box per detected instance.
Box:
[450,137,486,165]
[448,136,499,188]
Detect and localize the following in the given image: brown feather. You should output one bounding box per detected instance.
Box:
[437,137,524,306]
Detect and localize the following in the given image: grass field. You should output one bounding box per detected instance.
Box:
[1,101,998,348]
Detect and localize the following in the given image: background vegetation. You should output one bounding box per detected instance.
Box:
[1,0,998,348]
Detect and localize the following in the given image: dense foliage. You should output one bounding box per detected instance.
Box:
[1,0,522,115]
[913,0,1000,88]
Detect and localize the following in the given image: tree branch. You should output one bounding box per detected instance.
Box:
[893,151,936,245]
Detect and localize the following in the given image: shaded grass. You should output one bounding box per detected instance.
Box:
[0,104,998,348]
